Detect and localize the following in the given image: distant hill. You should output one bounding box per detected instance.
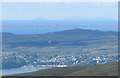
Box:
[2,28,117,41]
[2,29,117,48]
[49,28,117,35]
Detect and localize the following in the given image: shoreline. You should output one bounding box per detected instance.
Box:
[2,67,50,76]
[2,65,68,76]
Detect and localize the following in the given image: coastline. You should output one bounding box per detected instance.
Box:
[2,67,50,76]
[2,65,68,76]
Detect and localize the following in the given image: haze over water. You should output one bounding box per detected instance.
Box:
[1,2,118,34]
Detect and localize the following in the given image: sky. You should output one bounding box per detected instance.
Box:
[1,0,119,2]
[1,2,118,20]
[0,1,118,34]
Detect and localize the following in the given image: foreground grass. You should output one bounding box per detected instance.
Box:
[2,62,118,77]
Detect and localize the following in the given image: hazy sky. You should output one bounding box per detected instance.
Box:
[1,2,118,34]
[1,0,118,2]
[2,2,118,20]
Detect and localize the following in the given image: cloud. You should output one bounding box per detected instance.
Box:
[1,0,119,2]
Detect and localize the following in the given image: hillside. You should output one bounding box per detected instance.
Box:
[3,62,118,77]
[2,29,117,48]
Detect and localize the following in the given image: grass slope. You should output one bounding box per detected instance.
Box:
[3,62,118,77]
